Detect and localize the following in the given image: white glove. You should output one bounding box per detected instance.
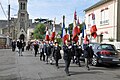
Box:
[44,53,46,55]
[68,46,72,49]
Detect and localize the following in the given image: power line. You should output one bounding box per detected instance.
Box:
[0,2,7,18]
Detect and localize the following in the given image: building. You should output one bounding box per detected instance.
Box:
[17,0,32,41]
[84,0,120,42]
[0,20,7,34]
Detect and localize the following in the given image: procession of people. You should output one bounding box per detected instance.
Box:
[11,39,94,76]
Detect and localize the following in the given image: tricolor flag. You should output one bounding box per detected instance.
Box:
[67,26,70,40]
[82,23,86,38]
[45,26,49,41]
[61,15,68,43]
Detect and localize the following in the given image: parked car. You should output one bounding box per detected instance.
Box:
[91,43,120,66]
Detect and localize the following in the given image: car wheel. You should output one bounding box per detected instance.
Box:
[92,55,98,66]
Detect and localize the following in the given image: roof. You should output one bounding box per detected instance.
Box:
[84,0,113,12]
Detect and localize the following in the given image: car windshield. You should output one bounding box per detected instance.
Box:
[98,44,116,51]
[89,43,99,49]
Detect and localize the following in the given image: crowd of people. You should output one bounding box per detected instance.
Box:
[11,39,94,76]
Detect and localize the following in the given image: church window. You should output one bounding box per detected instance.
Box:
[20,3,22,10]
[23,3,25,10]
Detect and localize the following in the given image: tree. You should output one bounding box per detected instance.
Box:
[33,23,46,39]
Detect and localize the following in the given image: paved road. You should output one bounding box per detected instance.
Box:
[0,49,120,80]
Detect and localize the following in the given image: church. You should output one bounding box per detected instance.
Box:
[1,0,32,41]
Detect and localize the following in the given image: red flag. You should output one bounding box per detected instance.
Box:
[90,25,97,33]
[91,32,97,38]
[73,36,78,43]
[90,25,97,38]
[51,26,56,41]
[77,18,80,34]
[45,27,49,41]
[84,35,89,44]
[74,11,77,20]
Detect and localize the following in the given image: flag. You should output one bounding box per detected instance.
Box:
[77,17,81,34]
[72,20,79,42]
[45,27,49,41]
[91,32,97,38]
[84,35,89,44]
[61,15,68,43]
[74,10,77,20]
[82,23,86,38]
[90,25,97,33]
[90,25,97,38]
[67,26,70,40]
[51,18,56,41]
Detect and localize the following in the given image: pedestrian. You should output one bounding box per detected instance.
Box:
[63,40,72,76]
[17,39,23,56]
[49,41,54,64]
[39,41,45,61]
[71,41,76,63]
[74,42,82,67]
[83,43,94,70]
[44,41,51,64]
[11,40,16,52]
[53,42,62,68]
[33,41,39,57]
[22,41,26,52]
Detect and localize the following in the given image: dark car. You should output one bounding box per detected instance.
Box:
[91,43,120,66]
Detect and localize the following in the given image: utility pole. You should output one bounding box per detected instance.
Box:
[8,0,10,36]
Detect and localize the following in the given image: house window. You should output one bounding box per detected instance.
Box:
[100,7,109,25]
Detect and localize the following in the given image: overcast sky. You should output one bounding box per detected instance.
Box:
[0,0,100,26]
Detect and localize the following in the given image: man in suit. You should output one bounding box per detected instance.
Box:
[63,40,72,76]
[53,42,61,68]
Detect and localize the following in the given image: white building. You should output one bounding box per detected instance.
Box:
[84,0,120,42]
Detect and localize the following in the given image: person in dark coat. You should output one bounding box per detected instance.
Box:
[71,41,76,63]
[17,40,23,56]
[75,42,82,67]
[33,41,39,57]
[53,42,61,68]
[11,40,16,52]
[44,41,51,64]
[63,40,72,76]
[49,41,54,64]
[84,44,94,70]
[40,41,45,61]
[22,41,26,52]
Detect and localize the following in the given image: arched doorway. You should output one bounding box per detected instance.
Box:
[19,34,25,41]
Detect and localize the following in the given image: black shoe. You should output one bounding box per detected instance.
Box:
[66,73,70,76]
[57,66,59,69]
[87,68,90,71]
[79,65,81,67]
